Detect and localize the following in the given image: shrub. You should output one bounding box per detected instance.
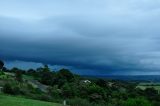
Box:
[122,98,152,106]
[0,60,4,69]
[68,98,91,106]
[38,94,53,102]
[3,82,22,95]
[152,101,160,106]
[0,71,5,75]
[47,86,61,98]
[15,70,23,82]
[61,83,75,98]
[3,83,14,94]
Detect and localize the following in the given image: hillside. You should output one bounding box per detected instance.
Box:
[0,65,159,106]
[0,95,61,106]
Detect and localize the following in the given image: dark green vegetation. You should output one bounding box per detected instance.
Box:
[0,60,4,69]
[137,82,160,92]
[0,61,160,106]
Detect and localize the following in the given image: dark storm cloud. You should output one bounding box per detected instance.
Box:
[1,0,160,75]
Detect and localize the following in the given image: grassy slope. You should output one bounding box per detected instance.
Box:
[137,82,160,91]
[0,95,62,106]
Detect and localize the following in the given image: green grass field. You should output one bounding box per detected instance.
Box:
[0,95,62,106]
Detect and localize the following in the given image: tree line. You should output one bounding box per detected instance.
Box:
[0,60,160,106]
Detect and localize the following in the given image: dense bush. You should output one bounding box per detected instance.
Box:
[15,70,23,82]
[61,83,75,98]
[0,71,5,75]
[47,86,61,99]
[0,60,4,69]
[68,98,91,106]
[3,83,14,94]
[122,98,152,106]
[3,83,21,95]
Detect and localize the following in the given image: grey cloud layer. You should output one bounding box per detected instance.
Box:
[1,0,160,74]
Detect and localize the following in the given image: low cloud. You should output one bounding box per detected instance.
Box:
[1,0,160,75]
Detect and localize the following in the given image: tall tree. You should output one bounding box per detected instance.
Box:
[57,69,74,82]
[0,60,4,70]
[39,65,55,85]
[15,70,23,82]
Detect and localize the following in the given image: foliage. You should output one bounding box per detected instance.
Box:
[0,60,4,69]
[144,88,158,100]
[57,68,74,82]
[3,82,22,95]
[61,83,75,98]
[96,79,108,88]
[2,64,160,106]
[68,98,91,106]
[122,98,152,106]
[15,70,23,82]
[3,83,14,94]
[47,86,61,99]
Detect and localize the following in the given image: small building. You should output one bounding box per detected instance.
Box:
[81,80,91,84]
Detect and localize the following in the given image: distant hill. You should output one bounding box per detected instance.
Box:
[82,75,160,82]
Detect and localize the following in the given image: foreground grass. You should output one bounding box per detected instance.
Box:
[0,94,62,106]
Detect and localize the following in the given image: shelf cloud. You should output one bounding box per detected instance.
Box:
[1,0,160,75]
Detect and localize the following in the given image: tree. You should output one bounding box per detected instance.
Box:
[122,98,152,106]
[144,87,158,100]
[47,86,61,98]
[15,70,23,82]
[40,71,55,85]
[3,83,13,94]
[2,67,9,72]
[0,60,4,70]
[68,98,91,106]
[43,65,50,72]
[57,69,74,82]
[61,83,74,98]
[39,65,55,85]
[27,69,36,75]
[87,84,105,102]
[96,79,108,88]
[11,67,19,73]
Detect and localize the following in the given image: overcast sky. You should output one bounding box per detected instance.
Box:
[1,0,160,75]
